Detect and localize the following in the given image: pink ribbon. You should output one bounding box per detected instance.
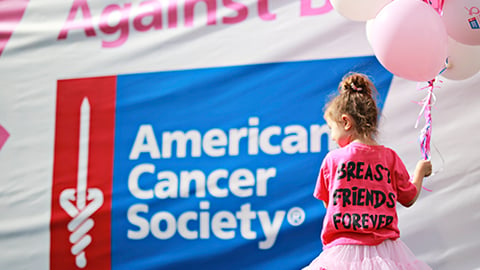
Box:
[423,0,444,14]
[415,79,442,192]
[415,80,436,160]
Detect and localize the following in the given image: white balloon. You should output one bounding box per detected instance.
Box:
[365,19,375,46]
[331,0,392,22]
[441,37,480,80]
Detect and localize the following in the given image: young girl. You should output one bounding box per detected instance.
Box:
[303,72,432,270]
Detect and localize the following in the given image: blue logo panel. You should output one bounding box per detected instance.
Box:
[112,56,393,269]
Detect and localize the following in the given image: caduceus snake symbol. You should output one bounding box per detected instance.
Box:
[59,98,104,268]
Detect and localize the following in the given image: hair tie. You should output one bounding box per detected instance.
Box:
[350,83,362,92]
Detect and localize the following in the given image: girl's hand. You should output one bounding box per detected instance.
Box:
[404,160,433,207]
[415,160,432,178]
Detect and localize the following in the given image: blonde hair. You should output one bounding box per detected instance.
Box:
[325,72,379,138]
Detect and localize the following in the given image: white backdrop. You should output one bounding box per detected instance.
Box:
[0,0,479,269]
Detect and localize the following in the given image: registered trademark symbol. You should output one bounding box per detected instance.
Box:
[286,207,305,226]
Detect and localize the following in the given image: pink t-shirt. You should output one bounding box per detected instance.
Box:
[314,142,417,249]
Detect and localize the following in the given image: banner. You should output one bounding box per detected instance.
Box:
[1,0,480,270]
[51,57,393,269]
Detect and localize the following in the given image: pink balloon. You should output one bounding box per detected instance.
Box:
[370,0,448,82]
[442,0,480,45]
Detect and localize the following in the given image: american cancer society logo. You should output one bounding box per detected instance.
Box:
[51,77,116,270]
[50,57,393,270]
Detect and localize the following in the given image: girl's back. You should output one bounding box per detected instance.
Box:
[315,142,416,249]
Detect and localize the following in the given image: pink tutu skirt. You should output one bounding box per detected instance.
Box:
[302,239,432,270]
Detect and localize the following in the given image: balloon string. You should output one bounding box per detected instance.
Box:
[415,0,445,191]
[430,142,445,177]
[415,79,440,192]
[421,142,445,192]
[438,57,449,75]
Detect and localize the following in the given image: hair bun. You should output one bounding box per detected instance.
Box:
[340,72,374,97]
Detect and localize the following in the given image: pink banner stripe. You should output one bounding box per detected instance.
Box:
[0,0,30,57]
[0,124,9,150]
